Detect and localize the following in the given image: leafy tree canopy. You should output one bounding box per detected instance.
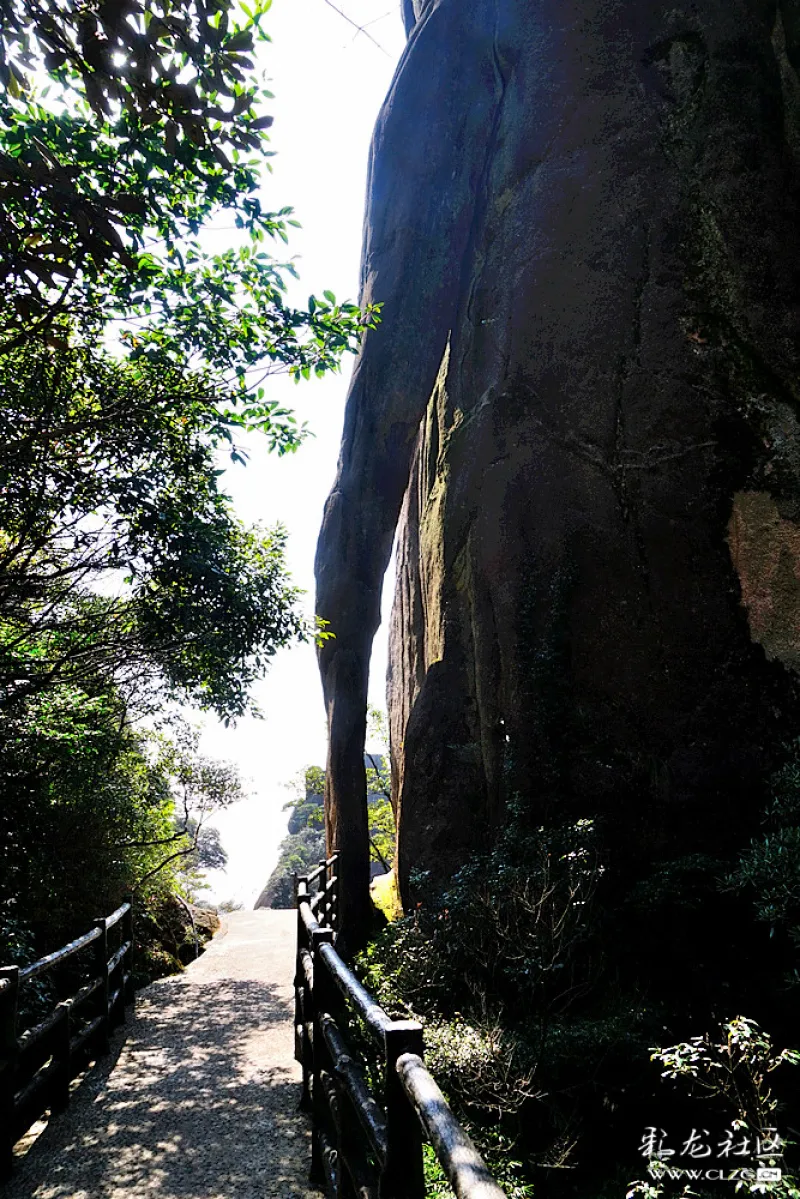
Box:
[0,0,378,968]
[0,0,378,727]
[0,341,306,720]
[0,0,379,448]
[0,677,241,954]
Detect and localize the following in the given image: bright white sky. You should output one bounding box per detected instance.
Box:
[198,0,406,906]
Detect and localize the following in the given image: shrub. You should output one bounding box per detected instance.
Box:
[628,1017,800,1199]
[726,750,800,973]
[362,801,603,1024]
[354,802,609,1189]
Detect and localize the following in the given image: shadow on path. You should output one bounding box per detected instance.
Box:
[6,951,318,1198]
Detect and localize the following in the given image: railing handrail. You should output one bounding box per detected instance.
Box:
[317,940,393,1041]
[18,926,101,983]
[305,855,338,887]
[397,1052,508,1198]
[17,902,131,983]
[105,901,131,931]
[294,853,508,1197]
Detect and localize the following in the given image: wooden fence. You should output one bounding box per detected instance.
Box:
[295,856,506,1198]
[0,900,135,1179]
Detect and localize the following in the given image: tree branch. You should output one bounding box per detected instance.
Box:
[369,836,391,873]
[320,0,392,55]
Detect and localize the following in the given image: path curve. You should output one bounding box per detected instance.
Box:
[6,910,321,1199]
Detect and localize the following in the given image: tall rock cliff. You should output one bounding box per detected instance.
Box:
[316,0,800,939]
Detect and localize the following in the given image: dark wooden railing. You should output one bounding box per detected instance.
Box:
[0,900,135,1178]
[295,856,506,1198]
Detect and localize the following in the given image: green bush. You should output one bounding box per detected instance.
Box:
[726,748,800,975]
[360,800,603,1024]
[353,801,613,1190]
[628,1017,800,1199]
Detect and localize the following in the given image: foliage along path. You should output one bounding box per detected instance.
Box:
[6,911,320,1199]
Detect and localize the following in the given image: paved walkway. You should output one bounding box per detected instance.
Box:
[6,910,321,1199]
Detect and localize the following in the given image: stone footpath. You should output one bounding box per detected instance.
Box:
[5,910,321,1199]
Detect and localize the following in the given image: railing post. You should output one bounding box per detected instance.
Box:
[0,965,19,1180]
[318,858,328,926]
[295,876,307,1058]
[110,955,124,1030]
[294,875,313,1111]
[295,877,302,952]
[331,851,340,936]
[109,910,129,1031]
[122,898,135,1010]
[380,1020,425,1199]
[310,926,335,1188]
[93,917,111,1055]
[52,1001,71,1112]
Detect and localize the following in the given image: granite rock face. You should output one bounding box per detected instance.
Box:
[317,0,800,924]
